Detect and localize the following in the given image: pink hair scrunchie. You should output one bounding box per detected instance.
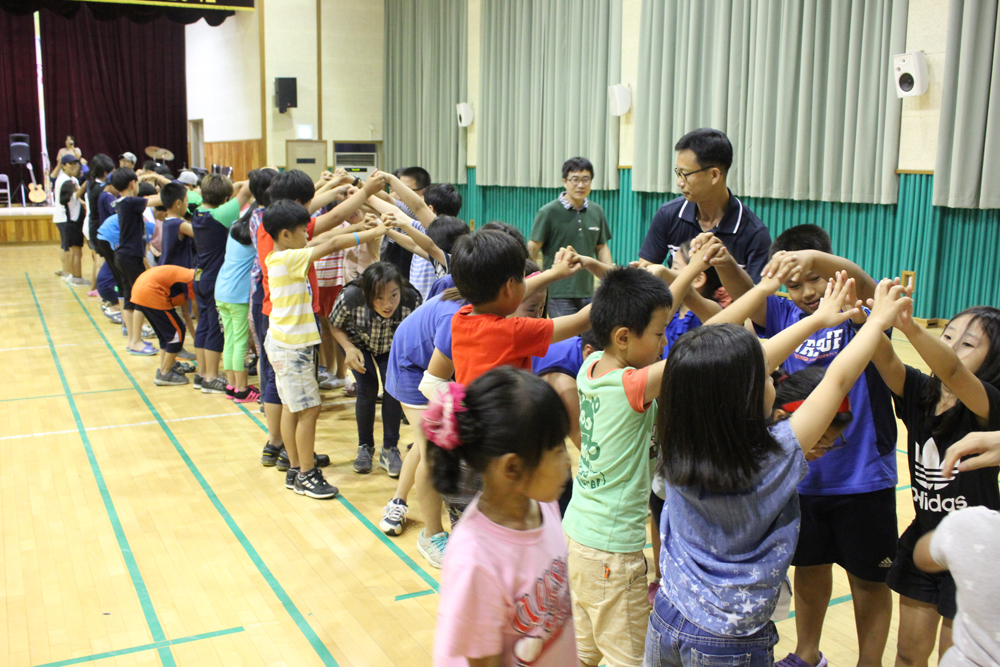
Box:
[423,383,468,450]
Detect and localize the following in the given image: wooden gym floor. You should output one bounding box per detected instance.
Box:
[1,244,929,667]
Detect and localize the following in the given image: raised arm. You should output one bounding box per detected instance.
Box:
[380,209,448,266]
[794,249,878,303]
[385,173,435,226]
[870,331,906,397]
[702,241,760,325]
[313,171,386,233]
[788,280,909,453]
[309,221,385,263]
[550,304,592,344]
[664,234,724,322]
[705,252,799,327]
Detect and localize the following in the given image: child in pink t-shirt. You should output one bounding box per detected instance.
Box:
[427,367,578,667]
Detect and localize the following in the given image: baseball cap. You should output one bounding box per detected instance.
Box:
[178,170,199,186]
[60,154,79,164]
[119,152,137,163]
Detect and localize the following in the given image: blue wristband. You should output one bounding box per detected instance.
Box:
[353,232,361,246]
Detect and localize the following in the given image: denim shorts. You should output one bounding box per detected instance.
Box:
[264,335,320,413]
[644,594,777,667]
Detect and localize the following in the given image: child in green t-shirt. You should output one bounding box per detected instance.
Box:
[562,236,720,667]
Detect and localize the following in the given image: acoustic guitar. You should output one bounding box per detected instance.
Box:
[27,163,47,204]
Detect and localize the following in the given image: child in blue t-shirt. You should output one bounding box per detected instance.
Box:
[711,224,898,667]
[646,273,910,667]
[215,212,259,403]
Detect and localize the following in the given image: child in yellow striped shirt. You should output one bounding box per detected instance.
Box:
[262,199,386,499]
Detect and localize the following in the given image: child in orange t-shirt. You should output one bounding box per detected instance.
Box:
[446,230,592,386]
[130,264,196,386]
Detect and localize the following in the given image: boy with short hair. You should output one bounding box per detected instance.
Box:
[562,241,719,667]
[713,225,898,667]
[108,167,161,356]
[528,157,612,317]
[130,264,196,386]
[262,199,386,499]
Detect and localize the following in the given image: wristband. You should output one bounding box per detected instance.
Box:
[353,176,360,187]
[353,232,361,246]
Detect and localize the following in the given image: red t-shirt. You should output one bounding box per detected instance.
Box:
[450,304,554,385]
[258,217,320,315]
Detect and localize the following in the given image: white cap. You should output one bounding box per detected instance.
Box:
[178,170,199,186]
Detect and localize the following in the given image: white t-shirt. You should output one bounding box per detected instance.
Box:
[52,172,81,224]
[931,506,1000,667]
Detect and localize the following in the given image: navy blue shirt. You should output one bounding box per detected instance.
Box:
[639,191,772,283]
[191,209,229,286]
[115,196,149,259]
[159,217,195,269]
[756,296,897,495]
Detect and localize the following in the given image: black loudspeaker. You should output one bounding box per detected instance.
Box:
[9,134,29,165]
[275,77,297,113]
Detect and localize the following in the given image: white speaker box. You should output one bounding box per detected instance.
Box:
[609,84,631,116]
[456,103,475,127]
[892,51,928,98]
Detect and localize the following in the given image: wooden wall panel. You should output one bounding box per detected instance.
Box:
[203,139,263,182]
[0,213,59,244]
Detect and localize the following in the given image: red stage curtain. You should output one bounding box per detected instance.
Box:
[0,10,43,190]
[40,4,187,174]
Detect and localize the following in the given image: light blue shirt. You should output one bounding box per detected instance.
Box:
[660,420,807,636]
[96,213,155,250]
[214,234,257,305]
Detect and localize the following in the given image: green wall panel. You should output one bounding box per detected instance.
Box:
[456,168,999,319]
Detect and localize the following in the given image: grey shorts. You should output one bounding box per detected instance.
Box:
[263,335,321,412]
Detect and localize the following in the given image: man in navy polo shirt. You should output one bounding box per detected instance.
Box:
[638,128,771,284]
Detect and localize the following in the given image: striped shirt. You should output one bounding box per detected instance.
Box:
[265,247,319,348]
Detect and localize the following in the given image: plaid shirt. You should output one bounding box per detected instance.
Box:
[328,282,422,355]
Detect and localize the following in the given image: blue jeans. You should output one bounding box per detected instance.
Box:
[644,594,777,667]
[547,296,591,318]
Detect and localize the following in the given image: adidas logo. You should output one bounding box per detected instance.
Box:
[878,558,893,568]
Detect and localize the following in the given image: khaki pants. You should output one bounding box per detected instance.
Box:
[567,535,651,667]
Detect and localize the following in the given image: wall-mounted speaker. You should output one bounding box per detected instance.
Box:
[892,51,928,98]
[609,84,631,116]
[456,102,474,127]
[275,77,297,113]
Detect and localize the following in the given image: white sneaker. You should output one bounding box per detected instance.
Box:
[417,529,448,569]
[318,375,347,391]
[379,498,409,536]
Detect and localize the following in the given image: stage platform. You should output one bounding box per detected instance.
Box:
[0,206,58,244]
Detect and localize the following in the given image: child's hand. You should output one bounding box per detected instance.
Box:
[893,279,917,334]
[689,232,716,253]
[551,248,581,277]
[370,221,388,238]
[811,271,860,329]
[362,213,380,230]
[866,279,911,330]
[758,251,801,294]
[320,170,334,182]
[362,171,387,195]
[345,348,366,374]
[845,276,867,325]
[380,211,403,229]
[637,262,671,282]
[687,237,723,272]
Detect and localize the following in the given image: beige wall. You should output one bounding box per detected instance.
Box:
[186,0,384,169]
[898,0,948,172]
[185,10,262,146]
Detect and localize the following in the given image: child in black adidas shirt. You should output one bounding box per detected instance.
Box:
[871,298,1000,666]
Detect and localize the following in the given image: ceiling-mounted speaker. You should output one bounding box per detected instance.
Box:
[609,84,631,116]
[892,51,928,98]
[456,102,474,127]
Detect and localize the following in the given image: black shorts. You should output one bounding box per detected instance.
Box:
[137,306,186,353]
[114,253,146,310]
[886,527,957,619]
[63,220,85,250]
[791,487,898,582]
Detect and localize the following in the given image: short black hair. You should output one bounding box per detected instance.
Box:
[262,199,311,239]
[774,365,853,429]
[89,153,115,181]
[674,128,733,173]
[426,216,470,254]
[770,224,832,256]
[424,183,462,216]
[249,168,278,207]
[580,328,599,352]
[480,221,528,253]
[160,182,188,211]
[137,182,157,198]
[562,157,594,179]
[359,262,404,310]
[394,166,431,191]
[142,159,158,172]
[201,174,234,207]
[109,168,137,192]
[590,267,673,348]
[658,324,782,492]
[154,165,173,178]
[267,169,315,205]
[450,229,528,305]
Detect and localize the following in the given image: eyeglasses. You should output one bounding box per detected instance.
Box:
[674,166,712,183]
[565,176,592,185]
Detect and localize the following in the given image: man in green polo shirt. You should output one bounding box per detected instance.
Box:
[528,157,612,317]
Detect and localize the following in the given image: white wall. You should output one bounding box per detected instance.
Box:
[185,9,262,144]
[898,0,948,171]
